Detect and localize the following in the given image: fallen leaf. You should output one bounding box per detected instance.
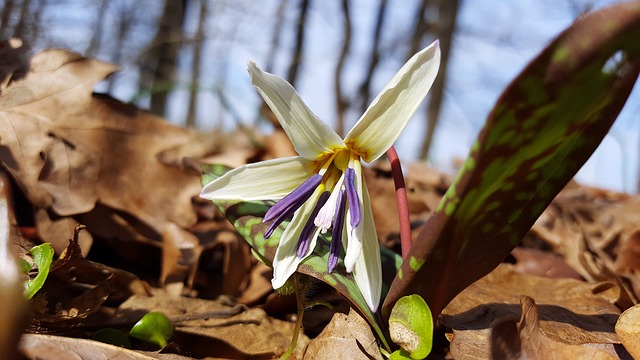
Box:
[615,303,640,358]
[531,186,640,307]
[441,264,622,358]
[491,296,622,359]
[304,308,383,360]
[117,294,309,359]
[19,333,193,359]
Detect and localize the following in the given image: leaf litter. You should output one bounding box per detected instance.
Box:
[0,16,639,359]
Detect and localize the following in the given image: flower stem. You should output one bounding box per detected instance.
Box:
[279,274,308,360]
[387,146,412,259]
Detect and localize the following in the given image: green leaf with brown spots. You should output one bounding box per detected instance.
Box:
[201,164,401,350]
[383,2,640,320]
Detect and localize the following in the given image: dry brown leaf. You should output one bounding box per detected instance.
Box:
[19,333,193,360]
[615,303,640,358]
[511,247,583,280]
[0,49,217,256]
[118,294,308,359]
[491,296,622,359]
[30,229,149,331]
[35,208,93,255]
[161,222,201,292]
[303,309,383,360]
[365,162,448,250]
[531,186,640,307]
[441,264,622,359]
[235,261,273,305]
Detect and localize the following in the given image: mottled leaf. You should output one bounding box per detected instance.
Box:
[383,2,640,319]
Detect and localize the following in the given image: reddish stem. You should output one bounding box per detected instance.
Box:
[386,146,412,259]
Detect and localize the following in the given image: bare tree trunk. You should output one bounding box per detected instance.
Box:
[357,0,387,113]
[0,0,16,38]
[287,0,310,87]
[265,0,288,73]
[13,0,32,40]
[29,0,46,46]
[107,4,134,93]
[419,0,459,160]
[186,0,208,128]
[139,0,187,117]
[334,0,351,136]
[85,0,110,56]
[406,0,432,59]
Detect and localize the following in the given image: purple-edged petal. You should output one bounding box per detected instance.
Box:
[248,61,344,160]
[200,156,315,201]
[344,40,441,163]
[271,186,324,289]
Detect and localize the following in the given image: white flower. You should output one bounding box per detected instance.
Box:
[201,41,440,312]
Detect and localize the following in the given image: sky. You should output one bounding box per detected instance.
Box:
[39,0,640,193]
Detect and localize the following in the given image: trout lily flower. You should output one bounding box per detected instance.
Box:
[201,41,440,312]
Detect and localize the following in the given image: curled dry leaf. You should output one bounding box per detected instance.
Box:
[30,229,149,331]
[441,264,622,359]
[304,308,383,360]
[491,296,623,359]
[615,303,640,358]
[531,186,640,307]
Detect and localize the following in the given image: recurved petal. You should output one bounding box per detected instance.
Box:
[200,156,316,201]
[248,61,344,160]
[344,40,441,163]
[271,187,324,289]
[352,186,382,312]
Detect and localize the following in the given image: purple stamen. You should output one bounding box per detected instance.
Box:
[296,191,330,258]
[264,174,322,223]
[345,168,361,228]
[264,192,308,238]
[328,189,347,273]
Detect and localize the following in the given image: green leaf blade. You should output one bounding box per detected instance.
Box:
[23,243,54,300]
[383,1,640,319]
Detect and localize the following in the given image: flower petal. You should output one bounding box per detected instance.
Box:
[344,161,381,311]
[248,61,344,160]
[272,187,324,289]
[344,160,364,272]
[200,156,315,201]
[353,194,382,312]
[344,40,441,162]
[352,185,382,312]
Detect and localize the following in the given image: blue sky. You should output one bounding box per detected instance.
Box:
[42,0,639,192]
